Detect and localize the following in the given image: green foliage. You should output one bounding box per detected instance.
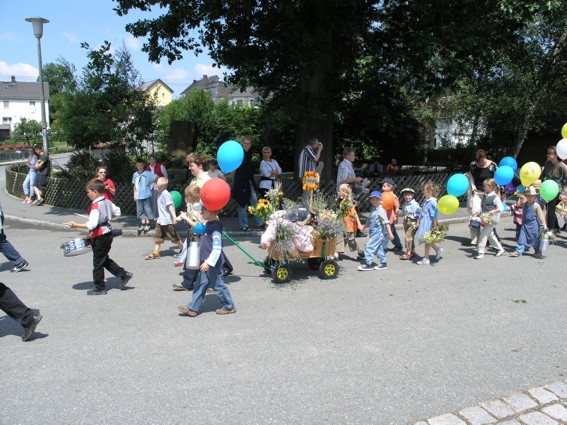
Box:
[59,151,102,181]
[10,118,42,145]
[57,42,157,153]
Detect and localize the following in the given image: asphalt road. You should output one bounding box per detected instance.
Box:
[0,218,566,424]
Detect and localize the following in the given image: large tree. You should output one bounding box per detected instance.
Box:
[58,42,157,151]
[114,0,377,179]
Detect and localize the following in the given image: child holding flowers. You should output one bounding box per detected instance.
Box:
[358,191,394,271]
[474,178,505,259]
[510,185,547,258]
[416,181,443,265]
[335,184,365,260]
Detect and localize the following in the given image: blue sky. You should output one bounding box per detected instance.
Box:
[0,0,223,97]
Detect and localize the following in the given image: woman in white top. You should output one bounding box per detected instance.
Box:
[207,159,226,181]
[259,146,282,198]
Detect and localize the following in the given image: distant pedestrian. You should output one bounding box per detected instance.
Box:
[147,155,168,218]
[31,144,50,206]
[93,166,116,202]
[132,158,157,235]
[207,159,226,181]
[22,147,38,204]
[0,282,42,341]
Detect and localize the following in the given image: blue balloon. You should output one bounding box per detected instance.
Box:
[499,156,518,172]
[217,140,244,173]
[494,165,514,185]
[517,185,525,193]
[446,173,469,197]
[193,222,206,235]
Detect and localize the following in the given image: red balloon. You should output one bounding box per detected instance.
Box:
[381,191,395,210]
[200,178,231,211]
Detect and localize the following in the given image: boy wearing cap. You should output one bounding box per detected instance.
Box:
[399,188,421,260]
[358,191,394,271]
[381,178,404,251]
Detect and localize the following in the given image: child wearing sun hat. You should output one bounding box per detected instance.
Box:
[399,187,421,260]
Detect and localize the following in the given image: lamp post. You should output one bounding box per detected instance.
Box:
[25,17,49,155]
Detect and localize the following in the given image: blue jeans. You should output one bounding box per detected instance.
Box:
[236,182,263,229]
[187,264,234,312]
[136,197,154,220]
[23,171,36,196]
[516,243,540,256]
[390,224,402,248]
[364,232,388,266]
[0,230,26,266]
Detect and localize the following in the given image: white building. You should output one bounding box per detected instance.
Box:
[0,76,50,142]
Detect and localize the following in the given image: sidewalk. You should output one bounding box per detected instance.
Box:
[1,175,471,236]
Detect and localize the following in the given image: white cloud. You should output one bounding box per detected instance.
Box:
[161,68,190,82]
[0,61,38,81]
[63,31,80,44]
[124,34,141,51]
[195,63,224,78]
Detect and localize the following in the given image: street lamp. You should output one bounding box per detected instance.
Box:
[25,17,49,155]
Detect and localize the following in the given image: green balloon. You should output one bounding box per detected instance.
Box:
[540,180,559,202]
[171,190,183,208]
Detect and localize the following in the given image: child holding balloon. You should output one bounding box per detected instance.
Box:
[416,181,443,265]
[145,177,183,260]
[474,178,505,259]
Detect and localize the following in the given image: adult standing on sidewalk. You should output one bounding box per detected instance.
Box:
[31,144,50,206]
[22,147,38,204]
[466,149,497,245]
[258,146,282,198]
[94,166,116,202]
[0,202,29,272]
[0,282,42,341]
[231,136,263,231]
[298,137,323,180]
[336,148,362,193]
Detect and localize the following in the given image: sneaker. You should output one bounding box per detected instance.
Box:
[143,225,151,232]
[374,263,388,270]
[357,264,374,271]
[35,197,44,206]
[87,288,107,296]
[474,254,484,259]
[145,253,160,260]
[11,260,29,273]
[30,197,43,206]
[216,306,237,315]
[172,283,189,291]
[241,227,250,232]
[119,272,133,289]
[495,249,505,257]
[416,258,430,265]
[137,225,143,236]
[174,261,183,267]
[178,305,198,317]
[22,313,42,342]
[435,248,444,261]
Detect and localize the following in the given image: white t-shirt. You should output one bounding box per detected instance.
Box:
[157,190,175,225]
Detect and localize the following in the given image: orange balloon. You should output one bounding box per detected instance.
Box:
[381,191,395,210]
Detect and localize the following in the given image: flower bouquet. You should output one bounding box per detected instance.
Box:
[269,217,302,262]
[248,198,274,223]
[419,224,449,244]
[479,212,493,226]
[312,210,345,240]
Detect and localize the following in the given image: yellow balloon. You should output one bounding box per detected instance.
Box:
[519,161,541,187]
[437,195,459,215]
[562,123,567,139]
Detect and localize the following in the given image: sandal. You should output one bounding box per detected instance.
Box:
[145,253,160,260]
[399,252,412,260]
[509,251,520,257]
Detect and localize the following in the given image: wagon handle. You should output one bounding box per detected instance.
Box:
[222,231,271,271]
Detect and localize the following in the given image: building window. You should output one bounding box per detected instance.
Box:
[3,101,8,109]
[236,100,243,106]
[30,101,36,109]
[2,117,12,124]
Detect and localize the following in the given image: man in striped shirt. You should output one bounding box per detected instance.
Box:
[298,137,323,180]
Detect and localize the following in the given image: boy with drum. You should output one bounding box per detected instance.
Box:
[67,180,133,295]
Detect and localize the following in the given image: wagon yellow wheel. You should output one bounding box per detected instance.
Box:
[271,264,291,283]
[319,260,339,279]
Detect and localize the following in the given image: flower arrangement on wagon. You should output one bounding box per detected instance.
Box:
[249,182,284,222]
[418,224,449,244]
[302,171,319,191]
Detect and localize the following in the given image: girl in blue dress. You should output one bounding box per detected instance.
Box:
[416,181,443,265]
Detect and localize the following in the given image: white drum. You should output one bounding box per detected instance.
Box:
[61,238,92,257]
